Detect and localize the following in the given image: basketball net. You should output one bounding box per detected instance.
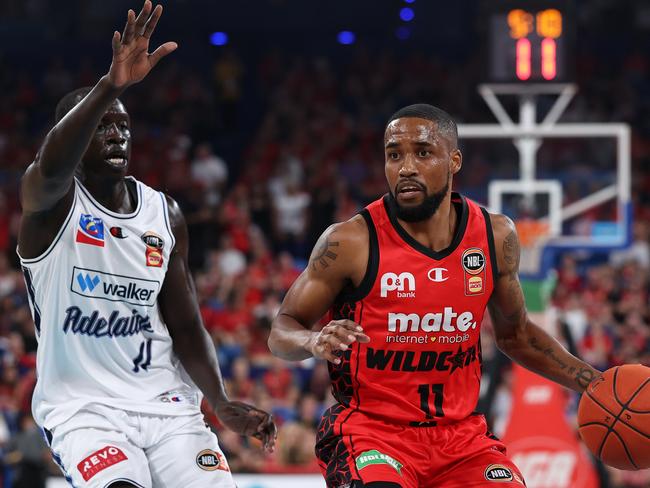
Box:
[515,217,550,276]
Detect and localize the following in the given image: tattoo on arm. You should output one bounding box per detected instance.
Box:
[575,368,599,389]
[529,337,599,389]
[311,237,339,271]
[505,303,526,325]
[528,337,569,370]
[503,229,520,271]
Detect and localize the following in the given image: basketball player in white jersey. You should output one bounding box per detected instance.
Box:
[16,2,276,487]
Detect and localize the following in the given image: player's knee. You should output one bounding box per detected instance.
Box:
[352,481,403,488]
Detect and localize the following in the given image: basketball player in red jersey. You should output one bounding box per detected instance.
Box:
[269,104,602,487]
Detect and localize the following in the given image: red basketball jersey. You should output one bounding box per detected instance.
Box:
[328,193,498,425]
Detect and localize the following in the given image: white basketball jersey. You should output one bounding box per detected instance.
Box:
[19,177,201,430]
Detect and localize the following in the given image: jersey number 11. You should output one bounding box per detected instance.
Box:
[417,383,445,419]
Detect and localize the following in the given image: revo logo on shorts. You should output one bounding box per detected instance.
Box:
[77,445,127,481]
[71,266,160,307]
[380,272,415,298]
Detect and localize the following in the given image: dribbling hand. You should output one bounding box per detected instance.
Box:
[308,319,371,364]
[108,0,177,89]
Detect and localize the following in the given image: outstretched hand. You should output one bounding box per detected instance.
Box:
[216,400,277,452]
[108,0,177,89]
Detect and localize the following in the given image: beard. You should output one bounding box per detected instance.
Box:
[390,177,450,223]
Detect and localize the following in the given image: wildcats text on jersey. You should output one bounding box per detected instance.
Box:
[366,345,479,373]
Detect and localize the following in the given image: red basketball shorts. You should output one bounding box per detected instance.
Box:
[316,405,526,488]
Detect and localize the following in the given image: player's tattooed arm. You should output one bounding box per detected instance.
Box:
[487,213,601,393]
[310,234,340,271]
[269,217,370,362]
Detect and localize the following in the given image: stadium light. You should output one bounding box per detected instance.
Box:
[400,7,415,22]
[337,31,356,45]
[210,32,228,46]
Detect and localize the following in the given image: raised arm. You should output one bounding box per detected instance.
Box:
[487,213,601,392]
[268,216,370,363]
[158,196,276,451]
[20,0,176,213]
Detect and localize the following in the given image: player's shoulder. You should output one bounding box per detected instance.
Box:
[484,210,519,275]
[161,192,182,216]
[323,213,369,248]
[308,214,369,278]
[158,192,186,237]
[485,210,517,244]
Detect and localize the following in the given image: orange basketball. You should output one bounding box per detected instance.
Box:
[578,364,650,470]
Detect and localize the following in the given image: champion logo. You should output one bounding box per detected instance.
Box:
[77,273,100,292]
[110,226,128,239]
[427,268,449,283]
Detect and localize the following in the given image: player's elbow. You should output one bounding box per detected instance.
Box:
[267,320,286,356]
[494,321,529,355]
[267,328,278,355]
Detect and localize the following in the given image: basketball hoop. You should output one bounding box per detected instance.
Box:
[515,218,550,276]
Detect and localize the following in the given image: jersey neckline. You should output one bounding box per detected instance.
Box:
[74,176,142,219]
[382,192,469,260]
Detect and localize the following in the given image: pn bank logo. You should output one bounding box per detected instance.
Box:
[380,272,416,298]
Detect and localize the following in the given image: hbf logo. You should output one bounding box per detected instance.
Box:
[380,272,415,298]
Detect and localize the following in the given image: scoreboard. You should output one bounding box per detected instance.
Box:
[488,1,572,83]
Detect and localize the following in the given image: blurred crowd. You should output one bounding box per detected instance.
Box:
[1,3,650,487]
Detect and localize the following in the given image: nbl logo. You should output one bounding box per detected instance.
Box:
[380,272,415,298]
[462,248,485,274]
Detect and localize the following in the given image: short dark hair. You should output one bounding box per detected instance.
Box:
[54,87,94,123]
[387,103,458,148]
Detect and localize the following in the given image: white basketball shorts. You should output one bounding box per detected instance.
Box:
[44,404,236,488]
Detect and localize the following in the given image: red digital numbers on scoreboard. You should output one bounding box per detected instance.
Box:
[508,9,561,81]
[489,3,570,83]
[516,38,532,81]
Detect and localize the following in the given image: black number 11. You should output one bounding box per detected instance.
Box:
[417,383,445,419]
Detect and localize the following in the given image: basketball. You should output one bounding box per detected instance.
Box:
[577,364,650,470]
